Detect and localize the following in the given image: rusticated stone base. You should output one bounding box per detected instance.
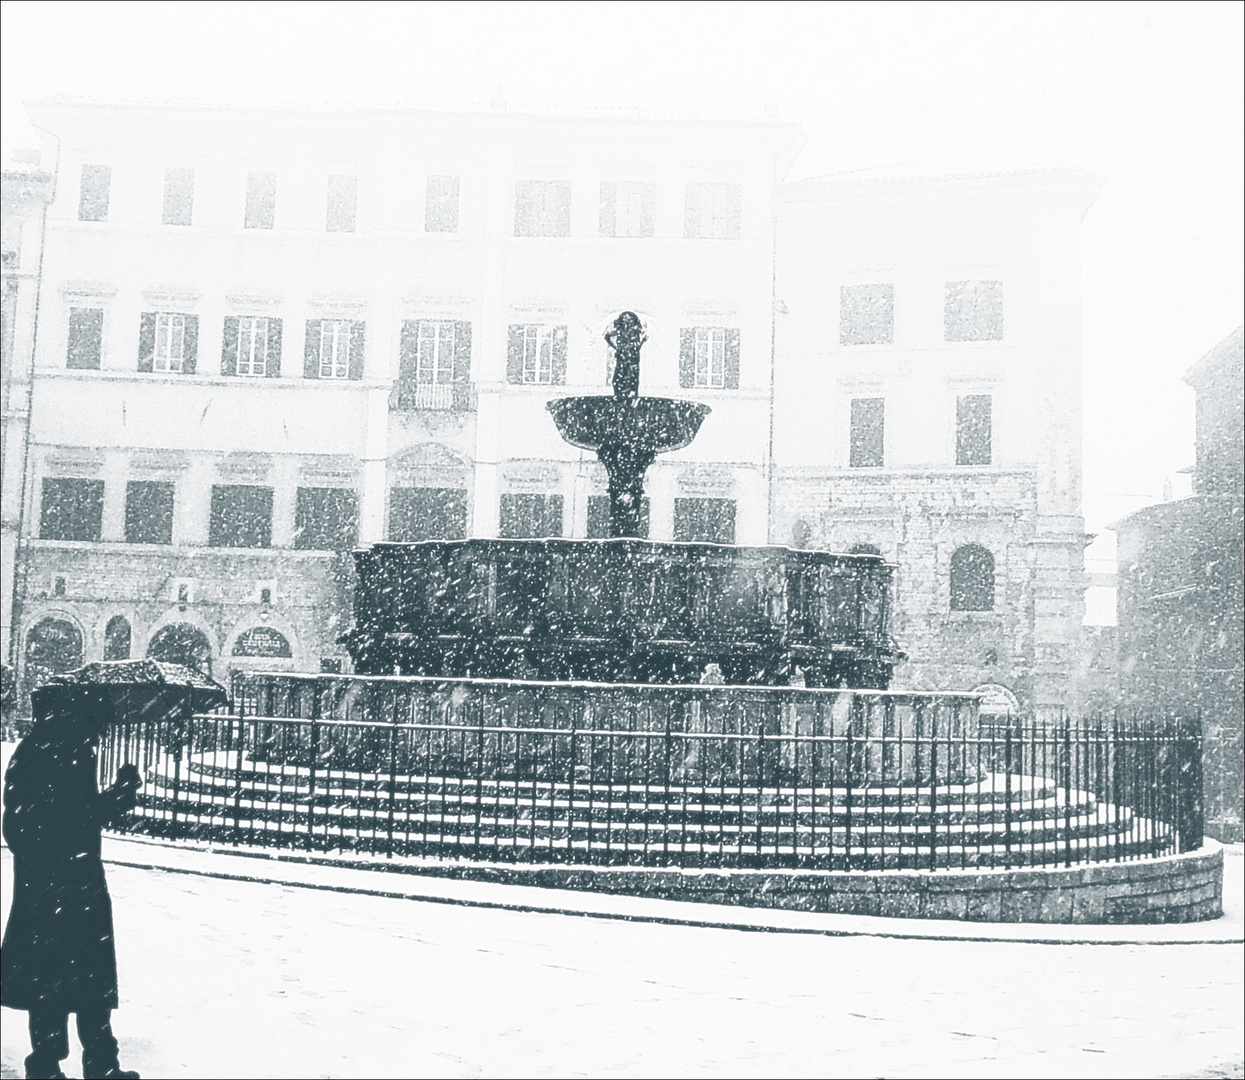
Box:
[396,841,1224,924]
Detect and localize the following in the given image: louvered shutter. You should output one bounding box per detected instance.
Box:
[678,328,695,389]
[724,185,742,239]
[551,325,567,385]
[724,328,740,389]
[506,325,524,384]
[181,315,199,374]
[304,320,321,379]
[220,317,239,376]
[266,318,282,377]
[138,312,156,372]
[453,320,472,384]
[599,182,616,236]
[348,322,366,380]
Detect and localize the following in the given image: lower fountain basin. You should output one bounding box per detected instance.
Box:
[344,538,901,688]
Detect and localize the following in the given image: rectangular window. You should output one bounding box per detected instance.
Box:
[673,497,736,544]
[319,320,353,379]
[840,284,894,346]
[396,320,471,408]
[507,324,567,385]
[684,182,741,239]
[599,181,656,237]
[945,280,1004,341]
[956,394,993,466]
[66,308,103,370]
[514,180,571,237]
[678,327,740,390]
[389,488,468,541]
[237,316,270,377]
[587,495,649,539]
[78,164,110,222]
[425,175,459,232]
[125,480,174,544]
[139,312,198,374]
[295,487,359,550]
[499,494,563,539]
[154,313,186,373]
[850,398,885,468]
[162,168,194,226]
[209,485,273,548]
[244,171,277,229]
[326,174,357,232]
[39,478,104,542]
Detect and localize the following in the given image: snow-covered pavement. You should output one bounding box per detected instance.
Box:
[2,840,1242,1079]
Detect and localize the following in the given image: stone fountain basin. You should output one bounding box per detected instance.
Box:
[547,396,711,454]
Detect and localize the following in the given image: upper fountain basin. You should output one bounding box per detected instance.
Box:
[546,396,711,454]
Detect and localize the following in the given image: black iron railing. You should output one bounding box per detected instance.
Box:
[97,673,1203,871]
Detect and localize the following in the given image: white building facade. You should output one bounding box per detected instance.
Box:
[5,101,1097,717]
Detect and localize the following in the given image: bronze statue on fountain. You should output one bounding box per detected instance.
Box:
[344,312,901,688]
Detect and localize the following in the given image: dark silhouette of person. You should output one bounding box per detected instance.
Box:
[1,686,142,1080]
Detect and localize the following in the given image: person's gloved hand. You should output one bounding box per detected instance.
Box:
[107,763,142,812]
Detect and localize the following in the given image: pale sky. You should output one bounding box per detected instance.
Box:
[3,0,1242,556]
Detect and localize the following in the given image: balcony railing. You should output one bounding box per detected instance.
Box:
[391,380,475,412]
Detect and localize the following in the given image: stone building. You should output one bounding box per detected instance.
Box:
[2,157,55,708]
[773,169,1102,720]
[1113,326,1245,840]
[4,100,1099,716]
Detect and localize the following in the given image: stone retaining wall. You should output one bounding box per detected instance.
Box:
[409,841,1224,924]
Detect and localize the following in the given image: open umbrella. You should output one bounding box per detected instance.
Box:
[41,659,229,722]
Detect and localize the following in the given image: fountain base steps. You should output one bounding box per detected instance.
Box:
[119,753,1183,872]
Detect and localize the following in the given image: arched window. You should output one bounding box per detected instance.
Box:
[104,615,132,661]
[147,623,214,675]
[24,617,84,692]
[950,545,995,611]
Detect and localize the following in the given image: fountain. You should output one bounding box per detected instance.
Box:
[344,313,901,687]
[96,312,1215,923]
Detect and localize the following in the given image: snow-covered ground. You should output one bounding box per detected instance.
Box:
[2,836,1243,1079]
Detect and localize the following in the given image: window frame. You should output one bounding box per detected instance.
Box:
[244,171,277,229]
[849,397,886,468]
[236,316,270,378]
[839,283,895,346]
[39,477,105,542]
[66,307,104,370]
[425,174,460,233]
[514,179,572,237]
[153,313,187,373]
[944,280,1004,342]
[956,393,993,466]
[162,168,194,226]
[124,479,175,545]
[318,319,353,380]
[78,164,111,222]
[683,182,741,240]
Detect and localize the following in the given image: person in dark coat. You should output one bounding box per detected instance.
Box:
[2,687,142,1080]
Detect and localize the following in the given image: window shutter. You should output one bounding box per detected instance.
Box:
[551,325,568,385]
[599,182,616,236]
[506,325,524,384]
[348,321,366,380]
[138,312,156,372]
[220,316,239,376]
[398,321,418,401]
[304,320,321,379]
[678,328,695,389]
[453,321,472,385]
[724,327,740,389]
[266,318,283,377]
[639,182,656,237]
[181,315,199,374]
[724,185,742,238]
[400,318,420,381]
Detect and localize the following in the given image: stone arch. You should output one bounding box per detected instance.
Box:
[147,621,215,677]
[950,544,995,611]
[23,613,84,697]
[104,614,132,661]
